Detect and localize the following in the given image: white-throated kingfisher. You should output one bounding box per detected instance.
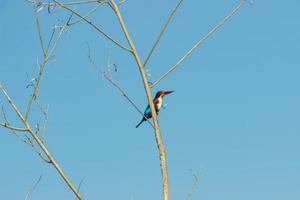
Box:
[135,90,174,128]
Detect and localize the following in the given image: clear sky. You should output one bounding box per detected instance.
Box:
[0,0,300,200]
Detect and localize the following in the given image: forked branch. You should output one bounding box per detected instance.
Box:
[0,122,28,132]
[143,0,184,68]
[0,83,84,200]
[52,0,132,52]
[151,0,245,88]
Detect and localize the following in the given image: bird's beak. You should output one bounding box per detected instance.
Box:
[163,90,174,96]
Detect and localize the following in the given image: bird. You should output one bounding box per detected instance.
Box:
[135,90,174,128]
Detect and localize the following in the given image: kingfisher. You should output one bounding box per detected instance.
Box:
[135,90,174,128]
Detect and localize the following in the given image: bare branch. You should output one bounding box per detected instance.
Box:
[35,14,46,57]
[118,0,127,6]
[151,0,245,88]
[24,174,43,200]
[109,1,169,200]
[47,22,68,60]
[87,44,154,128]
[143,0,184,68]
[2,97,49,163]
[0,122,28,132]
[75,178,85,200]
[67,2,105,26]
[37,101,49,141]
[1,84,27,123]
[25,13,67,120]
[30,140,51,163]
[26,0,102,6]
[53,0,132,52]
[25,15,47,120]
[185,171,200,200]
[1,106,31,144]
[47,28,56,51]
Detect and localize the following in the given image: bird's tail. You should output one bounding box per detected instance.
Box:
[135,118,145,128]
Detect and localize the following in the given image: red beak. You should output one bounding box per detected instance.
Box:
[163,90,174,95]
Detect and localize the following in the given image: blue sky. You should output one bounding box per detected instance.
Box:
[0,0,300,199]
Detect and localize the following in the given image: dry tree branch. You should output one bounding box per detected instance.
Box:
[109,1,169,200]
[36,14,47,57]
[143,0,184,68]
[2,105,50,161]
[151,0,245,88]
[46,28,56,51]
[1,107,30,144]
[75,178,85,200]
[28,0,127,7]
[24,174,43,200]
[30,141,51,163]
[0,83,84,200]
[26,0,101,6]
[0,122,28,132]
[66,2,105,26]
[86,44,154,128]
[0,89,28,129]
[185,171,199,200]
[30,93,49,140]
[25,13,66,120]
[58,0,102,6]
[47,27,65,58]
[52,0,132,52]
[37,101,49,141]
[25,15,47,120]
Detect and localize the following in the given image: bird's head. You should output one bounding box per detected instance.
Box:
[155,90,174,98]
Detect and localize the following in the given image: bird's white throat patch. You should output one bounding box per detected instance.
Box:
[157,97,163,110]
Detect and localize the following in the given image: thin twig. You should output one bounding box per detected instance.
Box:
[67,2,105,26]
[25,13,67,120]
[25,16,48,120]
[38,102,49,141]
[86,44,154,128]
[32,93,49,140]
[24,174,43,200]
[143,0,184,68]
[24,57,44,120]
[185,171,199,200]
[75,178,85,200]
[2,101,50,162]
[118,0,127,6]
[26,0,103,6]
[47,28,56,51]
[30,141,51,163]
[47,24,67,61]
[109,1,169,200]
[0,122,28,132]
[36,14,46,57]
[1,84,27,123]
[1,107,30,144]
[151,0,245,88]
[53,0,132,52]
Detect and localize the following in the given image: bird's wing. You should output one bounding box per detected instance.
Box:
[144,105,150,115]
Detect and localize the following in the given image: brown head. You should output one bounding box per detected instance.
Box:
[155,90,174,99]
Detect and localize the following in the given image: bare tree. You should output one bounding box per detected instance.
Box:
[1,0,246,199]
